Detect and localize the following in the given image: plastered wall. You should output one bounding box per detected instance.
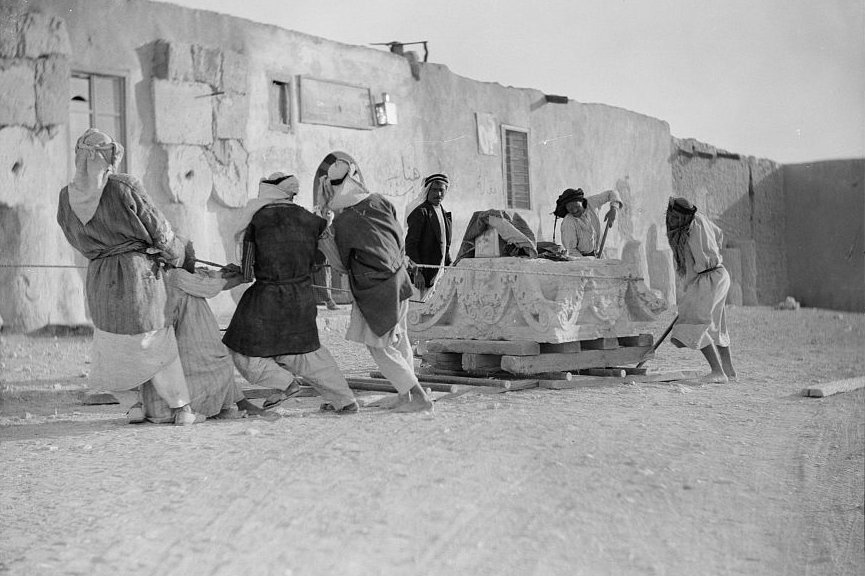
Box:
[784,160,864,312]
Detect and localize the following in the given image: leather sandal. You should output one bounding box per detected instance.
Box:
[263,380,303,410]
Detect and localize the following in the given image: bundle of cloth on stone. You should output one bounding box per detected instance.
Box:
[455,209,538,263]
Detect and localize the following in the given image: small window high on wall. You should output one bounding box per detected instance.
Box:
[502,126,530,210]
[69,72,127,173]
[269,76,291,131]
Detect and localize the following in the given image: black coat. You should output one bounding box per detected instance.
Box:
[332,194,413,336]
[223,203,326,357]
[405,201,452,286]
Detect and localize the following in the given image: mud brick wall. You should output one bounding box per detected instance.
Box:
[670,138,788,305]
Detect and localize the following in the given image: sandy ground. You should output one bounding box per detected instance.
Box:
[0,305,863,576]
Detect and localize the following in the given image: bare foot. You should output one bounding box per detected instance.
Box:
[391,390,434,413]
[722,365,738,381]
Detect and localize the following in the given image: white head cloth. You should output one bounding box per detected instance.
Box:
[325,159,369,211]
[68,128,124,224]
[232,172,300,254]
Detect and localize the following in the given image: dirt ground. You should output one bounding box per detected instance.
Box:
[1,305,863,576]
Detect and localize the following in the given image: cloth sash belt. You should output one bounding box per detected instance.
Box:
[90,240,153,260]
[256,274,311,286]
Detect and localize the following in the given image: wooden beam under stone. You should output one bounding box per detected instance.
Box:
[618,334,654,347]
[462,353,502,374]
[579,337,621,350]
[501,346,652,375]
[802,376,865,398]
[424,339,540,356]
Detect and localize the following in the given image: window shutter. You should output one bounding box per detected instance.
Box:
[504,128,530,209]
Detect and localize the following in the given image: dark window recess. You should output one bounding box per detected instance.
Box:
[270,80,290,127]
[504,128,530,209]
[70,72,127,172]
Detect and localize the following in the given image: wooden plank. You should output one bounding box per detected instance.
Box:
[501,346,652,375]
[540,341,581,354]
[629,371,700,383]
[532,371,574,381]
[347,377,456,394]
[424,339,540,356]
[611,366,649,375]
[540,377,626,390]
[579,368,627,378]
[802,376,865,398]
[435,386,508,401]
[422,352,463,371]
[372,371,513,389]
[462,353,502,374]
[618,334,654,348]
[505,379,540,391]
[580,337,620,350]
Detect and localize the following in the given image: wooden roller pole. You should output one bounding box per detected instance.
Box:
[347,377,456,394]
[370,371,514,389]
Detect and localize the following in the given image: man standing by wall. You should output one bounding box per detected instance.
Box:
[406,173,452,291]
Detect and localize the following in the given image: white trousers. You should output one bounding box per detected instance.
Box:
[231,346,355,410]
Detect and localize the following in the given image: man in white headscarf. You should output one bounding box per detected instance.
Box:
[318,159,433,413]
[57,128,199,425]
[223,173,358,413]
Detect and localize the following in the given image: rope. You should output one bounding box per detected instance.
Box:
[1,261,643,281]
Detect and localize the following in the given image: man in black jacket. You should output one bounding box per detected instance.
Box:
[405,173,452,291]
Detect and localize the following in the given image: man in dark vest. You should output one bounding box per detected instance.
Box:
[222,173,358,413]
[406,173,452,291]
[319,159,433,413]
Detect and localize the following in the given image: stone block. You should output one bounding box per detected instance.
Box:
[151,40,193,82]
[726,239,757,305]
[0,6,21,58]
[0,203,89,332]
[19,12,70,57]
[35,55,69,126]
[192,44,222,87]
[152,80,213,145]
[164,145,213,207]
[621,239,649,280]
[0,59,35,126]
[408,257,668,343]
[209,139,249,208]
[214,91,248,140]
[221,49,247,93]
[0,125,67,206]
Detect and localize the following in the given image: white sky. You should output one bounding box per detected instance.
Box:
[156,0,865,164]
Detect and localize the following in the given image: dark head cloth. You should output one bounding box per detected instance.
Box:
[553,188,586,218]
[668,197,698,215]
[423,173,449,188]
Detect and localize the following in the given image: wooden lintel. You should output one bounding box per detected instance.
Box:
[540,341,581,354]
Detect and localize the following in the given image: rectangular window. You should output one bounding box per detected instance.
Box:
[269,78,291,130]
[503,126,531,210]
[69,72,127,173]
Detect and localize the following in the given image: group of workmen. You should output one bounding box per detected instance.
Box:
[56,128,735,425]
